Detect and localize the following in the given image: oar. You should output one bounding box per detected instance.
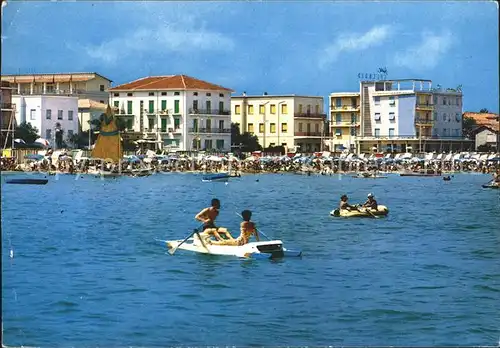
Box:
[356,205,379,219]
[235,212,271,240]
[168,224,208,255]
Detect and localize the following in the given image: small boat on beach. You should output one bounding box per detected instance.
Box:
[163,236,302,259]
[352,173,387,179]
[330,205,389,218]
[5,178,49,185]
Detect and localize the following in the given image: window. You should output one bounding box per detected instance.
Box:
[218,120,224,129]
[100,85,105,92]
[58,110,63,120]
[335,98,341,107]
[298,104,303,113]
[248,105,254,115]
[374,113,381,121]
[204,139,212,149]
[351,97,357,107]
[206,100,211,112]
[389,128,395,138]
[455,113,461,122]
[148,92,154,96]
[259,123,264,133]
[114,93,119,97]
[149,100,154,113]
[174,100,180,114]
[307,123,311,133]
[219,101,224,114]
[335,128,341,136]
[46,109,51,119]
[306,105,311,114]
[270,123,276,133]
[443,97,447,105]
[161,118,167,132]
[248,123,254,133]
[235,105,241,115]
[350,127,356,136]
[374,128,380,137]
[46,129,52,139]
[298,123,303,132]
[442,113,446,121]
[270,104,276,114]
[206,93,211,96]
[127,93,133,97]
[219,93,224,97]
[193,119,198,131]
[351,113,356,124]
[30,109,36,120]
[281,104,288,114]
[389,96,395,106]
[161,100,167,111]
[374,96,380,105]
[389,112,395,121]
[193,92,198,96]
[174,117,180,129]
[127,101,133,114]
[281,123,287,133]
[68,110,73,121]
[259,104,265,114]
[161,92,167,96]
[336,113,342,124]
[443,128,448,136]
[206,119,212,130]
[174,92,180,96]
[216,139,224,149]
[68,130,74,137]
[191,100,198,111]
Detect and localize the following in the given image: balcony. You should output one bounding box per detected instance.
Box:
[189,108,231,116]
[188,127,231,134]
[330,105,360,112]
[1,103,14,110]
[294,113,327,118]
[415,118,434,126]
[331,121,360,127]
[416,102,434,111]
[294,131,323,137]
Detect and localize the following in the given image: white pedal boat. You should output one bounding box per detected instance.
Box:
[164,236,302,259]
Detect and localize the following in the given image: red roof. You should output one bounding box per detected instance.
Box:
[463,112,499,130]
[109,75,233,92]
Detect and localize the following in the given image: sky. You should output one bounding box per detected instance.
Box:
[1,0,499,113]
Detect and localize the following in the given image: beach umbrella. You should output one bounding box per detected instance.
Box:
[35,138,50,147]
[14,138,26,144]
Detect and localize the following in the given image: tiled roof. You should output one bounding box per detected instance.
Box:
[78,99,109,110]
[109,75,233,92]
[1,72,112,83]
[463,112,499,130]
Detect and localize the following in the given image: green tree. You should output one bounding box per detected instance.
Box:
[462,117,478,139]
[231,123,262,152]
[14,122,39,144]
[479,108,489,113]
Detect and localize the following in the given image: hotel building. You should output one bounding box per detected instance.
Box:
[231,94,328,153]
[329,79,471,153]
[108,75,233,152]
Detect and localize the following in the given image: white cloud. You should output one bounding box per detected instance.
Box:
[394,30,454,71]
[319,25,393,68]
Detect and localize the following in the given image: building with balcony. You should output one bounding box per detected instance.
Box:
[1,72,112,104]
[11,94,79,148]
[231,94,327,153]
[329,79,472,153]
[1,81,16,148]
[109,75,233,152]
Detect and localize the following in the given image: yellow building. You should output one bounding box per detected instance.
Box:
[231,94,327,153]
[329,92,360,152]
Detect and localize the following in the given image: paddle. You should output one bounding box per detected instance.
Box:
[356,204,379,219]
[168,224,208,255]
[235,212,271,241]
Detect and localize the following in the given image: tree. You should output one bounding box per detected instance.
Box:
[479,108,489,113]
[231,123,262,153]
[14,122,39,144]
[462,117,477,139]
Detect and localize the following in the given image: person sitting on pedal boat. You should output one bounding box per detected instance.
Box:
[339,194,357,211]
[362,193,378,210]
[195,198,233,242]
[211,210,260,246]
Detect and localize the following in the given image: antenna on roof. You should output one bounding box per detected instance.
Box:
[243,91,247,97]
[263,92,268,96]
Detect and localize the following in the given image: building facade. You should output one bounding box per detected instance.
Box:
[78,99,108,132]
[1,72,112,104]
[1,81,15,148]
[12,95,79,147]
[231,94,328,153]
[472,126,498,150]
[109,75,233,152]
[329,79,470,153]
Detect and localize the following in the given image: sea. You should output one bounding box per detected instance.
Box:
[1,171,499,347]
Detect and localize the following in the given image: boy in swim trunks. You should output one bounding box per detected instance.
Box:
[195,198,233,242]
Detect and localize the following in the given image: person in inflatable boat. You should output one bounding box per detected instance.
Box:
[195,198,232,242]
[211,210,260,246]
[339,194,357,211]
[362,193,378,210]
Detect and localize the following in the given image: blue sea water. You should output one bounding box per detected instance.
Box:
[1,172,499,347]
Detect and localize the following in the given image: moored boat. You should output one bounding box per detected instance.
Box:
[5,178,48,185]
[330,205,389,218]
[202,172,231,182]
[163,236,302,259]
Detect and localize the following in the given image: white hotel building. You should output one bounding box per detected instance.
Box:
[329,79,471,153]
[109,75,233,152]
[12,95,79,146]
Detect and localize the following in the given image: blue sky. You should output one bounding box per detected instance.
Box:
[2,0,498,113]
